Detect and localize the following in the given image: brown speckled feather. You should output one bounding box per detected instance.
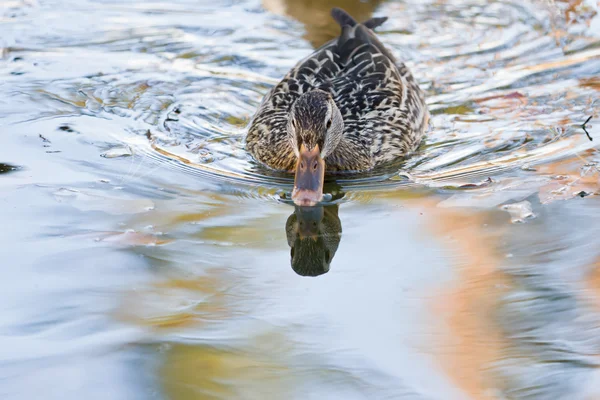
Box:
[246,8,428,172]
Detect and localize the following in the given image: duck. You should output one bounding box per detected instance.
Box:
[247,7,429,206]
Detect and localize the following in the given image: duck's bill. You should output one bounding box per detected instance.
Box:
[292,144,325,207]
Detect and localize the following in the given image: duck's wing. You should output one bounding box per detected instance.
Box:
[255,8,389,116]
[326,8,429,168]
[247,8,427,171]
[246,40,343,170]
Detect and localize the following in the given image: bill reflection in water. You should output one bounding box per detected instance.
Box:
[285,204,342,276]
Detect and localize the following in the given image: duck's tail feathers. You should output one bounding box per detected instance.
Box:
[331,7,388,30]
[331,7,357,27]
[364,17,388,30]
[333,8,395,64]
[354,24,396,62]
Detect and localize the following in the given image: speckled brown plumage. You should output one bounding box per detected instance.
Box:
[246,7,428,173]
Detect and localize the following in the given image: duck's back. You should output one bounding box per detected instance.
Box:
[247,8,428,172]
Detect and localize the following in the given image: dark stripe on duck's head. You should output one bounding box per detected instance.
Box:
[291,90,332,151]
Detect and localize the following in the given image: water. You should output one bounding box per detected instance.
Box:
[1,0,600,398]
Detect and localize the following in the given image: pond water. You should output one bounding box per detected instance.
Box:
[1,0,600,399]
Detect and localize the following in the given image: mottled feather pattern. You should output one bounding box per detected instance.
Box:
[246,8,428,172]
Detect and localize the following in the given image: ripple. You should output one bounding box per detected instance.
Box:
[2,1,600,399]
[2,0,599,205]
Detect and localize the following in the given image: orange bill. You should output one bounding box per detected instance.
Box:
[292,144,325,206]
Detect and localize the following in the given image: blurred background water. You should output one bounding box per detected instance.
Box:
[1,0,600,399]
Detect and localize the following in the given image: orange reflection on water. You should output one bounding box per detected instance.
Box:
[426,205,510,399]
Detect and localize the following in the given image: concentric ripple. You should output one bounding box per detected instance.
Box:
[1,0,599,202]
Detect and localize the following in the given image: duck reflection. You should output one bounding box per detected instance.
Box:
[285,205,342,276]
[263,0,385,48]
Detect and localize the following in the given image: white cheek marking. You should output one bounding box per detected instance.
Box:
[290,136,299,157]
[287,112,300,157]
[325,101,332,127]
[321,101,334,158]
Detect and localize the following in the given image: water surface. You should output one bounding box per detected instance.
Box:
[1,0,600,399]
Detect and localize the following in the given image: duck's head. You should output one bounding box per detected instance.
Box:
[288,90,344,206]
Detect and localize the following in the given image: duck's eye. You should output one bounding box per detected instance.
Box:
[326,119,332,129]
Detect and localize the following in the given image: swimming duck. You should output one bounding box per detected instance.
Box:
[247,7,428,206]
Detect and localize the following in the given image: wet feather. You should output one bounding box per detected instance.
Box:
[247,7,429,173]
